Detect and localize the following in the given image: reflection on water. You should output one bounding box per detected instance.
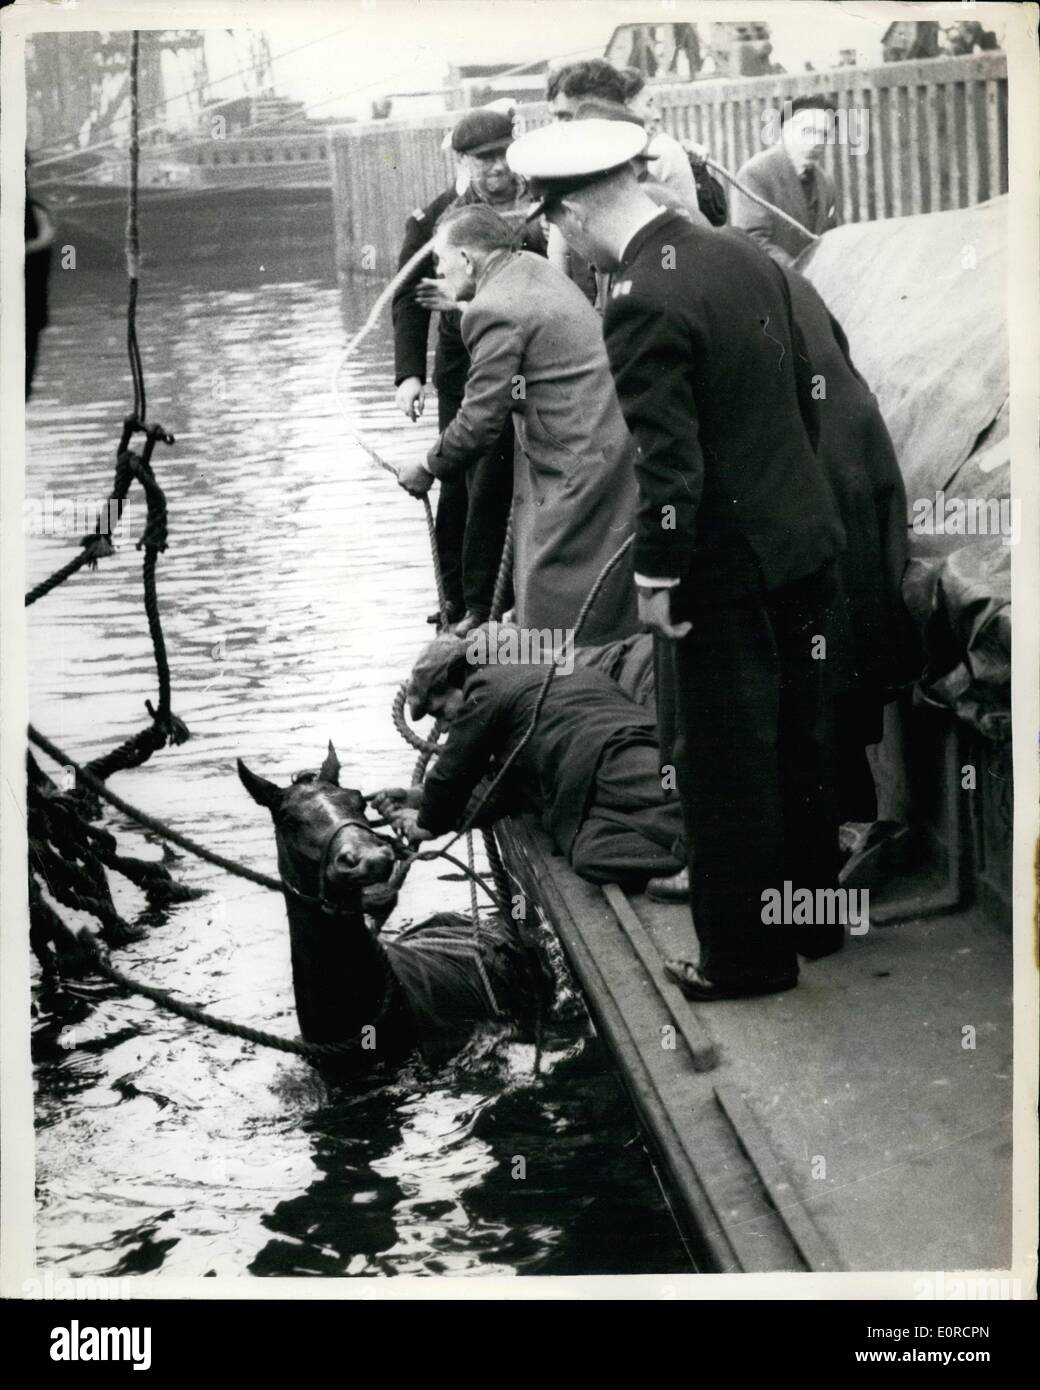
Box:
[26,252,688,1278]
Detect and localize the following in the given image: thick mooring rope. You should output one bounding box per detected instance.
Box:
[27,31,182,774]
[24,534,115,607]
[125,31,146,422]
[76,933,397,1060]
[29,726,283,892]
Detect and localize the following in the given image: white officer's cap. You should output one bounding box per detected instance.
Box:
[507,118,648,202]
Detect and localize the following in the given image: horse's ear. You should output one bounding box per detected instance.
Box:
[319,741,341,786]
[237,758,282,811]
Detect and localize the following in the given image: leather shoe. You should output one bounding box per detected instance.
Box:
[451,609,489,637]
[426,601,464,627]
[646,867,690,902]
[795,925,845,960]
[663,957,797,1001]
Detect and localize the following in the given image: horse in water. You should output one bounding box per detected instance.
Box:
[238,743,548,1078]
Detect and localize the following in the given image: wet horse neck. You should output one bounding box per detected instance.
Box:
[282,889,392,1047]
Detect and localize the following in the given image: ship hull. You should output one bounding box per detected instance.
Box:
[47,182,336,279]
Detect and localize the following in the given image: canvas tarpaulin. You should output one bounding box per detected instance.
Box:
[799,198,1010,737]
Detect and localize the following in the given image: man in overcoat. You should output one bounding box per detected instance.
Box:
[781,265,921,819]
[396,204,639,647]
[509,119,847,998]
[731,96,842,265]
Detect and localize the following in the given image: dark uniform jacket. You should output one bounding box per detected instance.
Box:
[783,264,921,702]
[392,186,468,397]
[602,209,845,607]
[418,664,659,856]
[391,183,546,399]
[25,197,53,393]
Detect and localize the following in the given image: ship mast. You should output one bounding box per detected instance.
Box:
[247,32,275,96]
[26,31,209,155]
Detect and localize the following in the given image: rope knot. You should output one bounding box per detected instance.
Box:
[79,533,115,568]
[145,703,190,745]
[136,513,169,552]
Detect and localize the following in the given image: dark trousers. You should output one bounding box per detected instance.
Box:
[835,690,885,823]
[666,563,841,984]
[434,391,513,617]
[652,635,688,866]
[570,740,685,889]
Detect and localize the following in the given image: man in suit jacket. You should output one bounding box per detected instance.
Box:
[396,204,639,647]
[731,96,842,265]
[372,635,684,889]
[509,119,847,998]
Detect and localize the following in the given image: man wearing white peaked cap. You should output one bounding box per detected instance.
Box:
[508,115,848,1003]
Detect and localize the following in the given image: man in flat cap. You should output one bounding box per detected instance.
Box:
[391,108,545,632]
[372,633,684,890]
[396,202,639,647]
[509,119,847,999]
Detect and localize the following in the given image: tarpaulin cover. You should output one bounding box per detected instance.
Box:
[799,198,1011,737]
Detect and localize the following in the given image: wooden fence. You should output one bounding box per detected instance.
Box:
[329,52,1007,277]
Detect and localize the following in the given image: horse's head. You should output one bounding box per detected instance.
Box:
[238,742,397,910]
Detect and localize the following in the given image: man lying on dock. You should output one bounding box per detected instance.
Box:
[371,632,685,891]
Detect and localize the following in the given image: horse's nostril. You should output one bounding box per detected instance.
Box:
[334,848,359,871]
[360,849,394,880]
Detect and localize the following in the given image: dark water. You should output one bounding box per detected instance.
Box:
[26,250,689,1279]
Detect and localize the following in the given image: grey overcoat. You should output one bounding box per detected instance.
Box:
[427,250,639,644]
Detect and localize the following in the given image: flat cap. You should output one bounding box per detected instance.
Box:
[452,108,514,156]
[507,118,648,196]
[407,635,470,721]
